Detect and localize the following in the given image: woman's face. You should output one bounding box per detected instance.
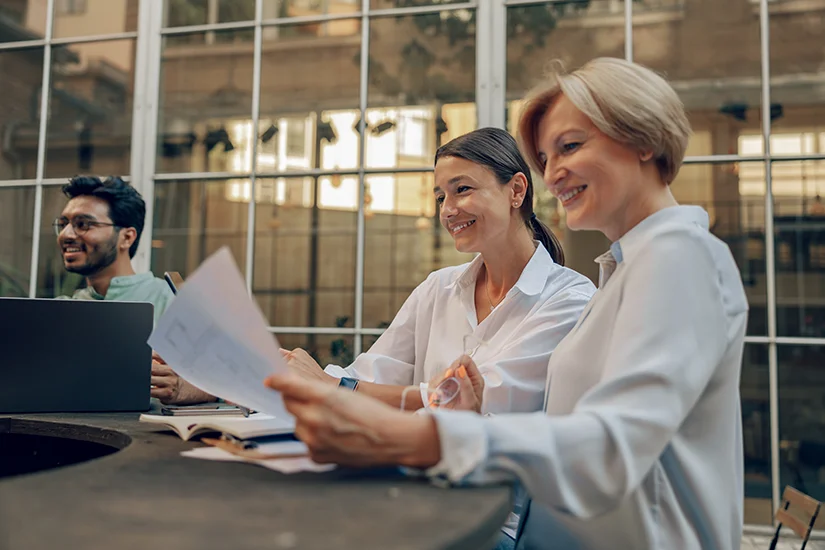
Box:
[536,94,651,241]
[434,156,522,254]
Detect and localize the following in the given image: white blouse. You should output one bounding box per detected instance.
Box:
[426,206,749,550]
[324,243,596,415]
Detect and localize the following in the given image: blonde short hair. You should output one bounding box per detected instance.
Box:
[517,57,691,185]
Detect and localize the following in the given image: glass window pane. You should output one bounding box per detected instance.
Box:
[367,10,476,169]
[0,0,47,42]
[253,177,357,328]
[778,344,825,530]
[164,0,256,27]
[275,334,355,369]
[506,2,625,134]
[773,159,825,337]
[0,187,35,297]
[741,344,771,526]
[44,40,135,178]
[370,0,443,9]
[53,0,137,38]
[0,47,44,180]
[151,179,249,278]
[36,185,84,298]
[258,20,361,173]
[262,0,359,19]
[632,0,762,158]
[362,172,473,329]
[769,2,825,158]
[156,31,254,174]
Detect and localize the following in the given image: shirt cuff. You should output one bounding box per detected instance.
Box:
[323,364,349,379]
[423,409,489,482]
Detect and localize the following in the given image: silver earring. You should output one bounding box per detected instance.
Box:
[513,202,519,207]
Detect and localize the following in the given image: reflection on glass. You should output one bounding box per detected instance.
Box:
[633,1,762,156]
[768,161,825,337]
[156,31,253,173]
[253,177,356,328]
[767,7,825,337]
[505,2,625,134]
[165,0,256,27]
[275,334,355,370]
[778,344,825,530]
[741,344,771,526]
[0,187,35,297]
[0,0,47,42]
[262,0,360,31]
[362,172,473,329]
[370,0,442,9]
[44,40,135,178]
[367,11,476,167]
[53,0,137,38]
[151,180,249,279]
[258,21,361,171]
[36,185,84,298]
[0,47,44,180]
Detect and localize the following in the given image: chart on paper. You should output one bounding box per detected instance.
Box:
[148,247,293,426]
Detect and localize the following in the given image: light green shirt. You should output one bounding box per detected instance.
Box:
[61,272,174,326]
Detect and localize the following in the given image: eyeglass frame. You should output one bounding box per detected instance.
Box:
[53,216,120,237]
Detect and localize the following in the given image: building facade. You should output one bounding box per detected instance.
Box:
[1,0,823,530]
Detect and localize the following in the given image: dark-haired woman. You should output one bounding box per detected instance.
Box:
[282,127,594,418]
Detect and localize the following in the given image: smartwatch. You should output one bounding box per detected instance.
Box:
[338,377,360,391]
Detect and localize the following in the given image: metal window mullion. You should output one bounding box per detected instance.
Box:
[245,0,264,295]
[49,31,138,45]
[476,0,492,128]
[28,0,55,299]
[368,2,476,18]
[132,0,165,274]
[624,0,633,61]
[492,0,507,129]
[353,0,370,356]
[758,0,781,521]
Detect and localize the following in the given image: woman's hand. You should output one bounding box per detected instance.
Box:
[427,355,485,413]
[280,347,338,386]
[265,373,441,469]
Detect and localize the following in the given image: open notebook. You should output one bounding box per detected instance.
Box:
[140,413,293,441]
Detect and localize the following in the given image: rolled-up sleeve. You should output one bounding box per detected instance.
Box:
[426,233,733,518]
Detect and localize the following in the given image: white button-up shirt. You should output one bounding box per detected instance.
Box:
[325,243,595,415]
[427,206,749,550]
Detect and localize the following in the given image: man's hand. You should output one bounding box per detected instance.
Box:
[151,352,217,405]
[280,348,338,386]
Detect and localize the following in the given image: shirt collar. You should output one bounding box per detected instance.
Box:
[608,205,709,267]
[87,272,155,299]
[446,242,555,297]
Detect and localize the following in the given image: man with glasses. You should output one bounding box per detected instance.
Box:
[55,175,174,324]
[55,176,217,406]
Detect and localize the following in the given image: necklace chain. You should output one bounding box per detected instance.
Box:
[485,271,504,312]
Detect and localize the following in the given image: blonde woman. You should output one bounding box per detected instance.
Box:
[266,58,748,550]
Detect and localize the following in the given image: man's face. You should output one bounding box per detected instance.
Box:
[57,196,120,277]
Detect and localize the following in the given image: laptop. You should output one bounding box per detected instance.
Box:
[0,297,154,413]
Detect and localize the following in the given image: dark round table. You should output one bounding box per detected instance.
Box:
[0,413,512,550]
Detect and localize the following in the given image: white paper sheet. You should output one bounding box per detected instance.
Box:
[148,247,293,424]
[181,441,336,474]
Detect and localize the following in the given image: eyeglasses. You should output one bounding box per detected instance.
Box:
[53,218,118,236]
[426,334,498,409]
